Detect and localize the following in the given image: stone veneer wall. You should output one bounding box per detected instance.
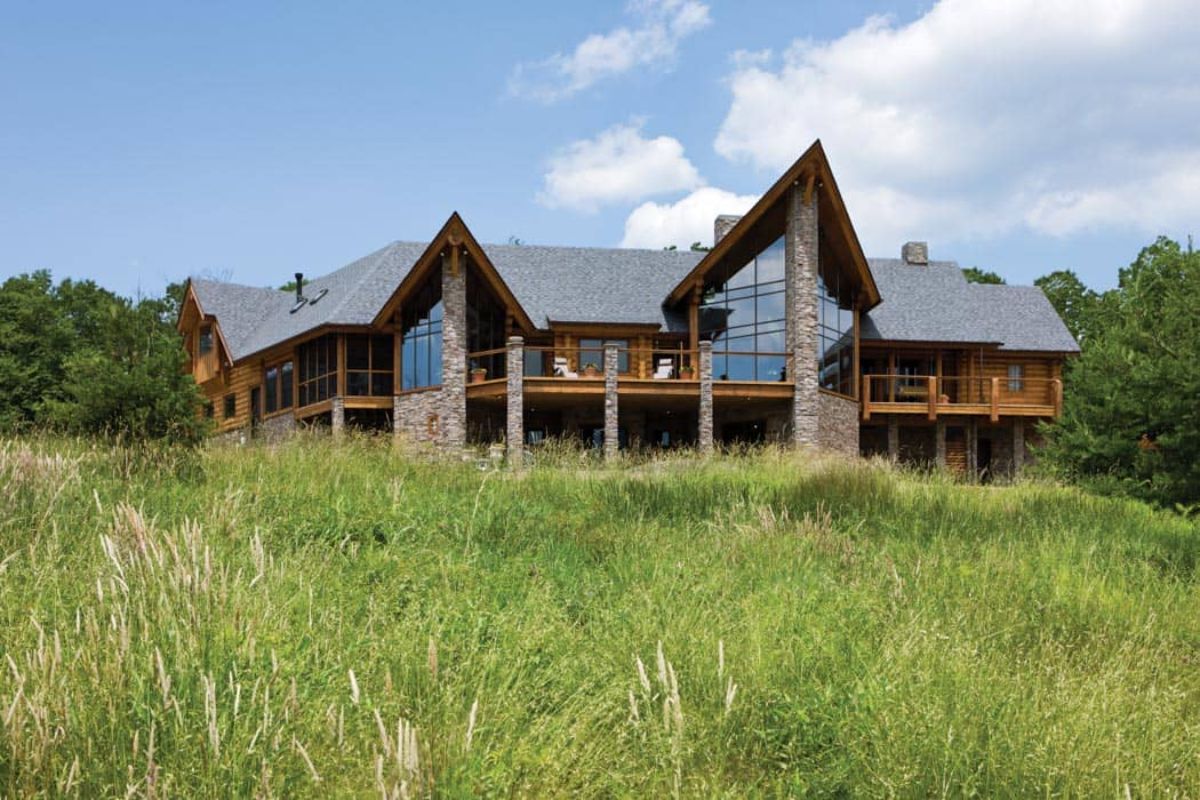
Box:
[260,412,295,443]
[439,254,467,448]
[394,390,446,444]
[816,391,859,457]
[603,344,619,460]
[785,187,820,446]
[698,341,713,454]
[506,336,524,465]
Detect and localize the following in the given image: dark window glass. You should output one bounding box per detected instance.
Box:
[817,264,856,397]
[347,372,368,396]
[467,270,508,380]
[401,269,443,390]
[297,335,338,407]
[265,366,278,413]
[579,339,603,371]
[346,335,393,396]
[700,235,789,381]
[199,327,214,355]
[280,362,293,409]
[346,335,370,370]
[371,373,391,396]
[203,401,214,419]
[223,393,236,419]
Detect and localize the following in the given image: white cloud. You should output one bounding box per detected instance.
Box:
[621,187,758,249]
[509,0,711,102]
[539,121,703,212]
[712,0,1200,249]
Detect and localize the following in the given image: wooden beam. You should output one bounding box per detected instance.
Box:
[802,171,816,206]
[990,376,1000,422]
[688,284,701,364]
[852,297,861,401]
[928,376,937,420]
[337,334,347,398]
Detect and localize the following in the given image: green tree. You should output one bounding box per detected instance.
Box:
[44,299,207,444]
[1039,238,1200,508]
[1034,269,1110,344]
[962,266,1006,284]
[0,271,206,444]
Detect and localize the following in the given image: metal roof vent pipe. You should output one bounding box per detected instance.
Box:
[290,272,307,313]
[902,241,929,265]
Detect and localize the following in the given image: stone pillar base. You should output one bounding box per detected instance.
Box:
[603,344,619,461]
[506,336,524,468]
[699,341,713,455]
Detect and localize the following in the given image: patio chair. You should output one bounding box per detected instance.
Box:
[652,358,674,379]
[553,357,579,379]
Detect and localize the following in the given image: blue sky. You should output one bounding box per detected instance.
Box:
[2,0,1196,298]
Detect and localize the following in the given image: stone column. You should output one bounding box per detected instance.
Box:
[698,340,714,455]
[331,396,345,437]
[440,249,467,448]
[604,343,619,461]
[935,419,947,468]
[506,336,524,468]
[1012,419,1025,478]
[887,416,899,461]
[785,185,819,446]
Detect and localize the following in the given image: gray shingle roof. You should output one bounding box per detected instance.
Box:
[190,240,1078,362]
[191,242,704,361]
[861,259,1080,352]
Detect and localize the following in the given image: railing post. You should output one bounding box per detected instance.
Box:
[1052,378,1063,417]
[927,376,937,420]
[506,336,524,469]
[862,375,871,421]
[990,376,1000,422]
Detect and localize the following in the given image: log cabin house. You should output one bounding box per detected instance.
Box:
[177,141,1078,479]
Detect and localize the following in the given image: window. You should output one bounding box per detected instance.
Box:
[467,270,508,380]
[401,271,443,390]
[199,326,214,356]
[298,335,338,407]
[346,335,394,396]
[818,258,856,397]
[223,393,236,419]
[1007,364,1025,392]
[203,401,214,419]
[264,360,294,413]
[700,236,786,381]
[579,339,629,373]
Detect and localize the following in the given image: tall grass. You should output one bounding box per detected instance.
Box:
[0,433,1198,796]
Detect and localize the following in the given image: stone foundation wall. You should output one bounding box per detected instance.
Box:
[260,412,295,443]
[817,391,859,457]
[394,390,447,444]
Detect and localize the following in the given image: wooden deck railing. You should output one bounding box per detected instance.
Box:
[466,346,792,383]
[862,374,1063,420]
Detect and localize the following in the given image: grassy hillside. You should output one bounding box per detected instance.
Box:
[1,436,1198,797]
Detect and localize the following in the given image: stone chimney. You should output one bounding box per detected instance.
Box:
[901,241,929,265]
[714,215,742,246]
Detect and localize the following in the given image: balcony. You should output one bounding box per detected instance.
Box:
[862,375,1062,421]
[465,345,794,402]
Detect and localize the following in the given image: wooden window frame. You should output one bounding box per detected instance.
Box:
[345,334,394,398]
[263,358,295,418]
[297,335,338,409]
[223,393,236,420]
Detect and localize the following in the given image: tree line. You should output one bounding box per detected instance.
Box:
[0,272,206,444]
[1,238,1197,507]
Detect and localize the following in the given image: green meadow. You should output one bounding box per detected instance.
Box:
[1,435,1198,797]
